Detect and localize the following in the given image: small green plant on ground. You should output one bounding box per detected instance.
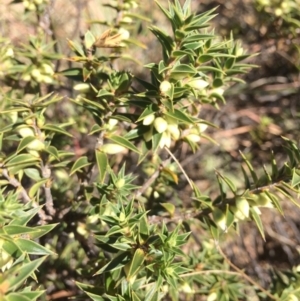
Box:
[0,0,300,300]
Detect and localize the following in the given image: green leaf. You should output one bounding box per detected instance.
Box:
[151,132,163,153]
[85,30,96,49]
[7,256,46,292]
[4,154,40,167]
[28,178,48,198]
[41,124,73,137]
[6,294,31,301]
[277,184,300,209]
[132,291,141,301]
[165,109,194,125]
[137,104,158,123]
[85,293,105,301]
[144,280,160,301]
[108,135,140,154]
[170,64,197,79]
[95,150,108,184]
[16,136,36,154]
[219,174,236,194]
[6,291,44,301]
[160,203,176,216]
[240,152,258,184]
[126,248,145,281]
[161,167,178,184]
[94,252,130,275]
[67,39,85,57]
[250,207,265,240]
[10,207,42,226]
[291,169,300,187]
[24,168,41,181]
[265,191,283,215]
[4,224,57,240]
[15,239,54,255]
[58,68,84,81]
[44,146,60,161]
[70,156,91,176]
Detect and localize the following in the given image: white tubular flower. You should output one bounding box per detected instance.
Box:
[154,117,168,133]
[142,113,155,126]
[187,78,209,90]
[159,131,171,148]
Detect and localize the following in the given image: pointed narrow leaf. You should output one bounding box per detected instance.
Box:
[5,154,40,167]
[15,239,54,255]
[70,156,91,176]
[132,291,141,301]
[165,109,194,124]
[6,293,31,301]
[108,135,140,154]
[17,136,36,154]
[86,293,105,301]
[95,150,108,183]
[41,124,73,137]
[250,207,265,240]
[24,168,41,181]
[265,191,283,215]
[291,169,300,187]
[7,256,46,291]
[44,146,60,161]
[240,151,258,183]
[127,249,145,280]
[85,30,96,49]
[67,39,85,57]
[28,178,48,198]
[94,251,130,275]
[160,203,175,216]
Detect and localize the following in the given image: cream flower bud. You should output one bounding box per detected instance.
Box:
[142,114,155,126]
[74,83,91,93]
[167,124,180,140]
[27,139,45,151]
[4,48,14,58]
[41,75,53,84]
[212,208,227,231]
[256,193,273,208]
[100,144,127,154]
[207,292,217,301]
[198,123,208,132]
[115,178,126,189]
[186,133,201,143]
[31,69,41,80]
[18,126,35,138]
[159,131,171,148]
[41,63,54,75]
[236,197,249,218]
[187,78,209,90]
[118,28,130,40]
[211,88,224,96]
[143,129,153,142]
[159,80,172,94]
[154,117,168,133]
[121,16,133,24]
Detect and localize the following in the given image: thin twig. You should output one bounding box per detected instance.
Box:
[217,244,279,301]
[180,269,242,278]
[40,162,55,216]
[1,167,49,223]
[2,168,31,203]
[140,270,242,290]
[164,146,193,189]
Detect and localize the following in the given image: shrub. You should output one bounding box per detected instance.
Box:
[0,0,300,300]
